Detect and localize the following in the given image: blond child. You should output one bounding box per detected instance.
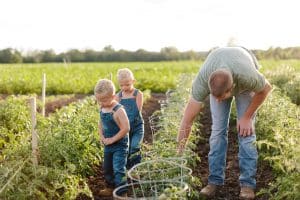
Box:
[116,68,144,169]
[94,79,129,197]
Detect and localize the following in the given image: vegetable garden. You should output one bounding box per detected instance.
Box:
[0,60,299,199]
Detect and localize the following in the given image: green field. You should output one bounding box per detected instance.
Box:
[1,60,299,104]
[0,61,200,94]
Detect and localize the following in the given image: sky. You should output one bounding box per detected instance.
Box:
[1,0,300,53]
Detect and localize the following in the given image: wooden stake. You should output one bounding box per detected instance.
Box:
[30,97,38,166]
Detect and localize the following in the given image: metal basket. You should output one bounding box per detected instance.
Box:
[127,159,192,183]
[113,180,189,200]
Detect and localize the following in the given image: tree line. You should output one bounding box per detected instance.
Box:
[1,46,300,63]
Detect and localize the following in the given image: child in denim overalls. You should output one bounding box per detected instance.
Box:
[94,79,129,197]
[116,68,144,169]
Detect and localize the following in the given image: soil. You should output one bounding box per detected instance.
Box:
[42,94,87,116]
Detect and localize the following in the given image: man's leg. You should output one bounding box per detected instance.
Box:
[236,91,258,199]
[208,95,233,185]
[201,95,232,197]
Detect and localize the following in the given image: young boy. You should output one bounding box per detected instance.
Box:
[94,79,129,197]
[116,68,144,169]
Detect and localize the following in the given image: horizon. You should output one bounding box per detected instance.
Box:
[1,0,300,53]
[3,45,300,55]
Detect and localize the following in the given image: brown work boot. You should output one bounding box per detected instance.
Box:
[99,187,114,196]
[200,184,217,197]
[239,187,255,199]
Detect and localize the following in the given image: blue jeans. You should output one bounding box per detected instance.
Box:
[103,145,128,194]
[127,122,144,169]
[208,92,258,189]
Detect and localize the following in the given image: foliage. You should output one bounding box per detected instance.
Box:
[256,88,300,199]
[263,64,300,105]
[0,96,31,151]
[3,46,300,63]
[141,74,202,199]
[0,48,22,63]
[0,97,101,199]
[38,97,101,176]
[0,61,200,94]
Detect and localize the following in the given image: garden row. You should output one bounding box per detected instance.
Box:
[0,96,100,199]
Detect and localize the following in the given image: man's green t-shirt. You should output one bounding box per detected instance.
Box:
[192,47,266,102]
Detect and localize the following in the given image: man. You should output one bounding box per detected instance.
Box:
[177,47,272,199]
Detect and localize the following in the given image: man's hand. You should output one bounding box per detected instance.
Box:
[177,97,203,154]
[237,116,253,137]
[177,139,187,155]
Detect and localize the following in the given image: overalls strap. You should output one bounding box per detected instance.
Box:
[133,89,139,97]
[112,104,122,113]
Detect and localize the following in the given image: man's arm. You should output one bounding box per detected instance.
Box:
[238,80,272,136]
[177,97,203,152]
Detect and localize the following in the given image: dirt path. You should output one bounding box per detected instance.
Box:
[194,98,274,200]
[43,94,87,116]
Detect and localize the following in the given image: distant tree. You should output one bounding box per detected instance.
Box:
[160,46,180,60]
[84,49,98,62]
[103,45,115,52]
[0,48,22,63]
[3,45,300,63]
[41,50,56,62]
[65,49,85,62]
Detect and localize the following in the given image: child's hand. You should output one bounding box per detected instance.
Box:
[103,137,114,145]
[100,136,105,144]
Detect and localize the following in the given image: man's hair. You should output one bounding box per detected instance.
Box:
[117,68,134,81]
[208,69,233,97]
[94,79,115,97]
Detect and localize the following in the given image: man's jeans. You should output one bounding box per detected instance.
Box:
[208,92,258,189]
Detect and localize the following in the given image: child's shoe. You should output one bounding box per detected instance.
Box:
[99,187,114,196]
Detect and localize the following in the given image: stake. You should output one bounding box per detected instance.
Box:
[30,97,38,166]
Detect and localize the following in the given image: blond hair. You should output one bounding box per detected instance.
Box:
[94,79,115,97]
[208,69,233,97]
[117,68,134,81]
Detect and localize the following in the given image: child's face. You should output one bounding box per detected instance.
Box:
[96,94,115,108]
[119,78,135,92]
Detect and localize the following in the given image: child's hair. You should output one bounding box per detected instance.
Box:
[94,79,115,97]
[117,68,135,81]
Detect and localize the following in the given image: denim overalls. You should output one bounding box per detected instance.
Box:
[118,89,144,169]
[100,104,128,194]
